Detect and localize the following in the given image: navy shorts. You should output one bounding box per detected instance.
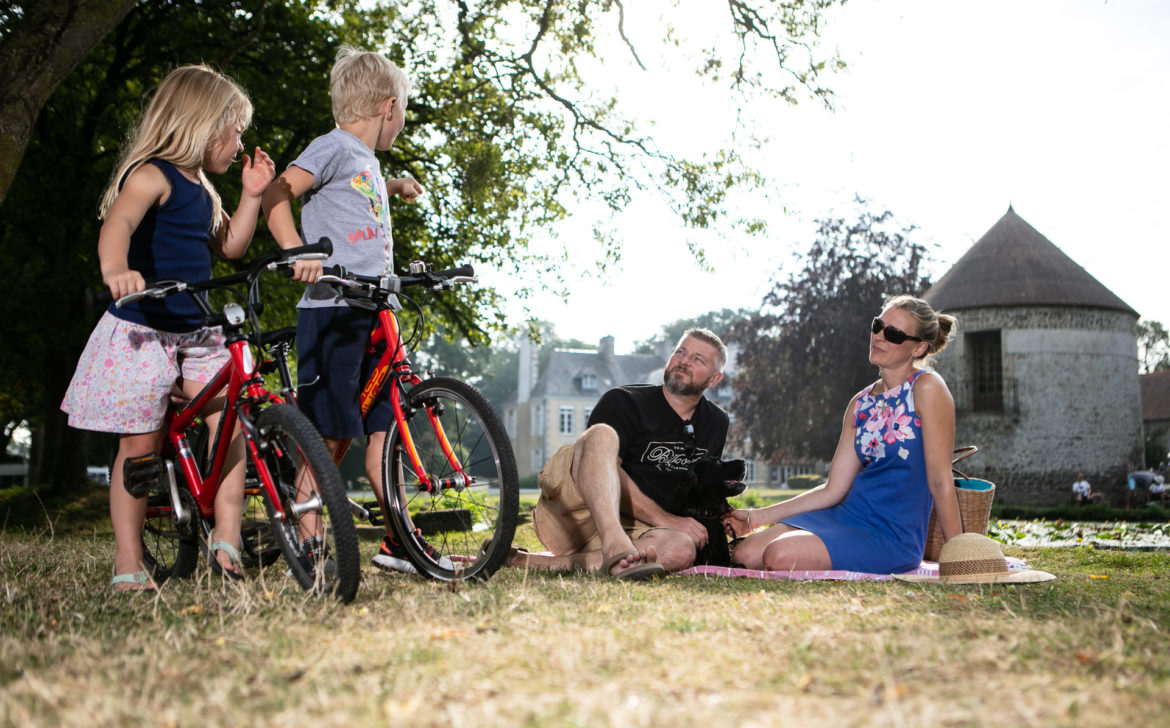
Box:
[296,306,394,439]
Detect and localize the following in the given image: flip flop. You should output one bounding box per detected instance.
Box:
[209,541,244,581]
[111,570,156,592]
[600,551,666,581]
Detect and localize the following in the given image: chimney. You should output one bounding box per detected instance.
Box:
[599,335,615,361]
[517,335,536,403]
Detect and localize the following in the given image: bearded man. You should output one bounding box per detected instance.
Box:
[512,328,730,578]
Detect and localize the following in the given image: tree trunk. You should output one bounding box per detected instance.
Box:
[0,0,136,205]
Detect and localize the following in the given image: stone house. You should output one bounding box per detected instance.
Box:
[923,207,1143,505]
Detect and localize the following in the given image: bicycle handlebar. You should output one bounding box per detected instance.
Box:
[108,239,333,309]
[316,261,476,297]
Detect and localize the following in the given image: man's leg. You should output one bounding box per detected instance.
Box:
[518,425,658,576]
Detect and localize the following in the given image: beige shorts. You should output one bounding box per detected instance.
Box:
[533,444,656,555]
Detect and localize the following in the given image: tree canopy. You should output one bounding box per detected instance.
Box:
[729,202,934,462]
[0,0,846,488]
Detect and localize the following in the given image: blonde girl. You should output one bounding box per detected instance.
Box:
[62,65,275,591]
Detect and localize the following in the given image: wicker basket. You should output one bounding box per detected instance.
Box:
[923,446,995,561]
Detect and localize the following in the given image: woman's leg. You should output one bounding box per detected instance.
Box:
[731,523,833,571]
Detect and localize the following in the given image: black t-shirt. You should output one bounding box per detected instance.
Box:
[587,384,729,515]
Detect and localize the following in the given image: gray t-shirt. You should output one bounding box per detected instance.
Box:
[290,128,393,309]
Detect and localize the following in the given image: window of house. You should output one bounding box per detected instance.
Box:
[583,407,593,426]
[558,406,574,435]
[531,404,544,436]
[580,373,598,391]
[967,330,1003,412]
[531,448,543,474]
[504,408,516,439]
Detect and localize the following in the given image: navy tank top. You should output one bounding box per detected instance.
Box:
[108,159,213,333]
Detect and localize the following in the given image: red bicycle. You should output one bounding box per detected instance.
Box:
[268,259,520,581]
[113,241,361,602]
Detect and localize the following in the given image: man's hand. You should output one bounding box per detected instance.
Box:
[660,513,708,549]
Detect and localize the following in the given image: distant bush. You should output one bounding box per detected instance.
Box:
[993,502,1169,523]
[786,474,825,490]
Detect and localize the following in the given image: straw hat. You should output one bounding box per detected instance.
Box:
[895,533,1056,584]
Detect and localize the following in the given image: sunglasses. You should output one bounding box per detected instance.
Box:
[871,317,924,345]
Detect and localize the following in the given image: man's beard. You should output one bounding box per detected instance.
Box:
[664,366,712,397]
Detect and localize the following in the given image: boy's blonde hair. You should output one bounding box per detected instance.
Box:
[330,44,410,125]
[99,64,252,235]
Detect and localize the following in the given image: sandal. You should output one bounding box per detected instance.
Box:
[599,551,666,581]
[111,570,156,592]
[209,541,244,581]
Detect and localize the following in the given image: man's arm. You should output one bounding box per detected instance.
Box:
[616,463,708,549]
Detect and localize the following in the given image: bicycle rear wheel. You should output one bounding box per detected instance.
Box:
[253,404,360,602]
[383,377,519,581]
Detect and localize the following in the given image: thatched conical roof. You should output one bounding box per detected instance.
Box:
[924,207,1136,315]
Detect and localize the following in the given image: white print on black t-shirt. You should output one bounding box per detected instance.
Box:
[642,442,709,473]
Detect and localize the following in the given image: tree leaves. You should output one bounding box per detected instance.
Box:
[730,201,934,462]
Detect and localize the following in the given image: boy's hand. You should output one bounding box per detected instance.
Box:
[390,177,423,202]
[241,147,276,198]
[290,258,323,284]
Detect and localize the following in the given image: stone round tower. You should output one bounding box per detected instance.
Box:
[924,207,1142,505]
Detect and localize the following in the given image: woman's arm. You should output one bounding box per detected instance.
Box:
[727,393,865,536]
[916,371,961,540]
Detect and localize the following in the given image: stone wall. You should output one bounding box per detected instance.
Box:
[931,306,1143,505]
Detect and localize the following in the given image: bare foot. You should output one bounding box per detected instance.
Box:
[603,545,664,579]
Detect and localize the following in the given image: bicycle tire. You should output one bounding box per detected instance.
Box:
[253,403,361,602]
[383,377,519,581]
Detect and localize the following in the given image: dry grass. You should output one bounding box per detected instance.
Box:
[2,516,1168,727]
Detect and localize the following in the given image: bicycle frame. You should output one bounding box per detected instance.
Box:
[148,326,300,528]
[343,304,471,494]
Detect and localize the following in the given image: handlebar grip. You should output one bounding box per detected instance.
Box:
[433,264,475,279]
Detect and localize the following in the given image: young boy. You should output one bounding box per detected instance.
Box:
[262,45,444,574]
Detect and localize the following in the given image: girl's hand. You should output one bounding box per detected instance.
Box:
[389,177,423,202]
[104,269,145,302]
[240,147,276,198]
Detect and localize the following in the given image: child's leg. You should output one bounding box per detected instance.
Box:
[185,379,246,573]
[365,430,392,538]
[110,430,166,589]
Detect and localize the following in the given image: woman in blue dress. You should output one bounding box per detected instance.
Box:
[728,295,962,574]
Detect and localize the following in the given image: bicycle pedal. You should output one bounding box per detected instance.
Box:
[123,453,165,497]
[360,500,384,526]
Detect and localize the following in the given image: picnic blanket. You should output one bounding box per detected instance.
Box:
[676,557,1028,582]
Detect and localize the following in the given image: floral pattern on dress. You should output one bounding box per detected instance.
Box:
[853,371,926,465]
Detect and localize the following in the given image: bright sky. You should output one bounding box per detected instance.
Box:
[489,0,1170,353]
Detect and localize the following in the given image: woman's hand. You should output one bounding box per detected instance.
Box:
[724,509,752,538]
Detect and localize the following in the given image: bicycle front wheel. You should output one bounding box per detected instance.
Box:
[253,404,360,602]
[383,377,519,581]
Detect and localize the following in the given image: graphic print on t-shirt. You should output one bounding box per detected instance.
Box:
[640,441,708,473]
[348,167,386,227]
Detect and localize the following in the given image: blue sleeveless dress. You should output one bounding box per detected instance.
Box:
[782,369,935,573]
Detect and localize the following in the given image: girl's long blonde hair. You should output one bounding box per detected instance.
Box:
[99,64,253,235]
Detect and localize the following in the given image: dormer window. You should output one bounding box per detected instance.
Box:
[580,373,598,391]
